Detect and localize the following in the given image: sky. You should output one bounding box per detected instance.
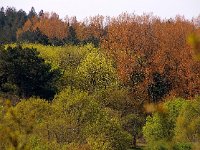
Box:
[1,0,200,20]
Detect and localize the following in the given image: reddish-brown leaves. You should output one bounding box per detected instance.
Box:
[101,13,200,101]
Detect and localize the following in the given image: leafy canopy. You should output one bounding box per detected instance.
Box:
[0,45,61,99]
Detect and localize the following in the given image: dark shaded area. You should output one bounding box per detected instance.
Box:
[81,36,100,47]
[148,72,172,102]
[0,45,61,100]
[130,71,145,85]
[0,7,28,43]
[18,28,49,45]
[65,26,80,45]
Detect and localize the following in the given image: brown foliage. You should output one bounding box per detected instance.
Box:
[36,12,68,39]
[101,13,200,101]
[17,12,200,102]
[17,12,68,39]
[66,15,104,42]
[16,16,39,39]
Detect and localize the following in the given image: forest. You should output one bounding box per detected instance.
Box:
[0,6,200,150]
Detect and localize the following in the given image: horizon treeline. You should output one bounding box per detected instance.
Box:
[0,6,200,45]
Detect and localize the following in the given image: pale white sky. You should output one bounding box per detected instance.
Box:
[1,0,200,20]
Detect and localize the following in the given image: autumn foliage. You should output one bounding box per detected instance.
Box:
[1,6,200,149]
[101,13,200,102]
[17,12,68,40]
[16,12,200,102]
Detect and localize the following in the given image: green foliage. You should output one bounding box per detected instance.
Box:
[9,99,54,149]
[143,112,171,142]
[143,98,188,141]
[12,98,51,128]
[2,40,200,149]
[53,88,132,150]
[6,43,95,90]
[144,140,171,150]
[93,85,146,148]
[142,97,200,149]
[76,48,117,92]
[0,92,132,150]
[0,99,34,149]
[172,142,192,150]
[164,98,187,124]
[93,86,132,112]
[0,45,61,99]
[0,8,200,149]
[174,97,200,143]
[188,33,200,60]
[53,88,102,140]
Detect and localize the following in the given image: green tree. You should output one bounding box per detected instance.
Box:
[76,48,117,93]
[0,7,28,43]
[66,26,79,45]
[93,86,146,148]
[53,88,132,150]
[0,45,61,99]
[0,98,67,150]
[175,97,200,145]
[142,98,188,149]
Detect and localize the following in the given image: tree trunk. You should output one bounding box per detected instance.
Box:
[133,135,137,148]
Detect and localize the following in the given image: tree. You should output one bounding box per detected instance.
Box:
[52,88,132,150]
[17,12,68,45]
[0,45,61,99]
[28,7,37,19]
[0,98,66,150]
[93,86,146,148]
[35,12,68,41]
[65,25,79,45]
[0,7,27,43]
[142,98,189,149]
[76,48,117,93]
[101,13,200,102]
[18,28,49,45]
[122,113,145,147]
[175,97,200,144]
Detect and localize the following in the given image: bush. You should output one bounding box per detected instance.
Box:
[173,142,192,150]
[145,140,170,150]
